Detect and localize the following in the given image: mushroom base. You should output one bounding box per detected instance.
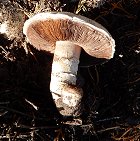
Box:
[54,88,83,116]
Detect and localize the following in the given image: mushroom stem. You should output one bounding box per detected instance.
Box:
[50,41,82,106]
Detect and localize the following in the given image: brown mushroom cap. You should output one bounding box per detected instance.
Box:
[23,12,115,59]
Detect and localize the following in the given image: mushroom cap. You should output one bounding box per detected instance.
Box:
[23,12,115,59]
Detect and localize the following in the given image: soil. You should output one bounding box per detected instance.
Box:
[0,0,140,140]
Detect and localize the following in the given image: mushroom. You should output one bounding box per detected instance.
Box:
[23,12,115,116]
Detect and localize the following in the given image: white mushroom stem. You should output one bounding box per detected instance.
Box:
[50,41,82,107]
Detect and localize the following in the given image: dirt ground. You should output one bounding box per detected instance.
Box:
[0,0,140,140]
